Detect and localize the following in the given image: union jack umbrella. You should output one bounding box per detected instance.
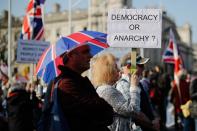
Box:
[35,30,109,83]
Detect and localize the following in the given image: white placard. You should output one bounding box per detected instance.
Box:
[107,9,162,48]
[17,40,50,63]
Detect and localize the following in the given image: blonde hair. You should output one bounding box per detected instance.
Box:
[91,53,118,87]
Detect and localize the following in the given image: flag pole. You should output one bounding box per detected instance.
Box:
[41,1,45,36]
[102,1,106,32]
[8,0,12,84]
[88,0,91,30]
[131,48,137,74]
[68,0,72,34]
[140,48,144,57]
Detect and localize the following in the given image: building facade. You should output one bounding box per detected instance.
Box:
[0,10,21,64]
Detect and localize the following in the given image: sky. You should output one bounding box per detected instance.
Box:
[0,0,197,43]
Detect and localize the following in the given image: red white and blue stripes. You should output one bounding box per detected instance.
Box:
[36,30,109,83]
[20,0,44,40]
[162,29,184,86]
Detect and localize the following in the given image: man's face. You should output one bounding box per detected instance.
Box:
[71,45,92,72]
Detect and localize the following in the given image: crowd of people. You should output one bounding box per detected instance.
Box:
[0,44,197,131]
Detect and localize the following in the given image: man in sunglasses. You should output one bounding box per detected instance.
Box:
[116,53,160,131]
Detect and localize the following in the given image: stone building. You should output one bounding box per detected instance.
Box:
[44,0,132,44]
[0,10,21,64]
[192,43,197,72]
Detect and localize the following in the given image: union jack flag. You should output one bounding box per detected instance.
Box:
[20,0,45,40]
[162,29,184,86]
[162,40,174,64]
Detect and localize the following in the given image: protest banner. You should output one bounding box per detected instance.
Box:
[17,40,50,63]
[107,9,162,72]
[107,9,162,48]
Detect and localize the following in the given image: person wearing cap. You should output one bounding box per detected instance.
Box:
[117,53,160,131]
[117,54,149,104]
[50,44,113,131]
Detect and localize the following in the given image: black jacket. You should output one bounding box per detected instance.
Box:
[56,66,114,131]
[139,82,155,131]
[7,89,33,131]
[190,78,197,101]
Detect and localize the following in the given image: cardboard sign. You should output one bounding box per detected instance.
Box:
[17,40,50,63]
[107,9,162,48]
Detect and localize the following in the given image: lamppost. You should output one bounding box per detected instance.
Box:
[68,0,84,34]
[8,0,12,83]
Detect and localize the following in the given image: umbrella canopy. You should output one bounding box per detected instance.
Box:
[36,30,108,83]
